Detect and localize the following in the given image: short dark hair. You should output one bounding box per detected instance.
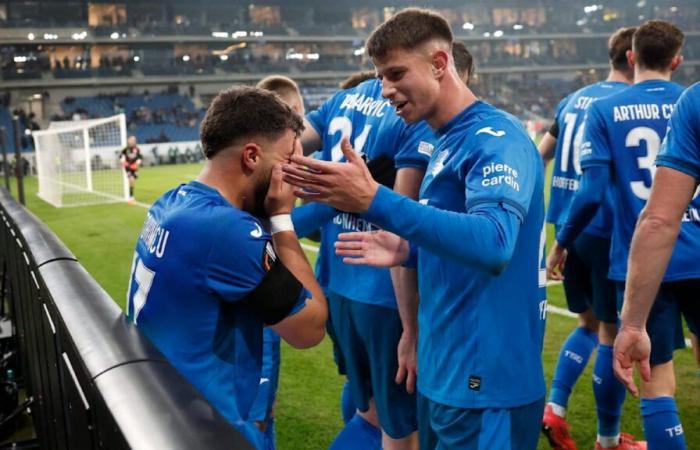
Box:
[633,20,684,71]
[452,41,474,84]
[199,86,303,159]
[608,27,636,72]
[339,70,376,90]
[256,75,301,100]
[366,8,453,60]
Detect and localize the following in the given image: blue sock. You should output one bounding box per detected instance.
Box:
[329,414,382,450]
[641,397,686,450]
[592,344,626,438]
[549,326,598,408]
[340,381,355,425]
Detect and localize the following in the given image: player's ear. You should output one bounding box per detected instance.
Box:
[431,49,449,79]
[241,142,263,172]
[670,54,683,71]
[626,50,636,68]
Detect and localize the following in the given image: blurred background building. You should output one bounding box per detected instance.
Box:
[0,0,698,154]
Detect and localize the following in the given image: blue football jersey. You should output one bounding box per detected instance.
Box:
[306,78,435,308]
[416,101,546,409]
[126,181,306,447]
[581,80,700,281]
[547,81,628,238]
[657,81,700,180]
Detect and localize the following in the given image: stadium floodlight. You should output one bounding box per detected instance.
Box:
[32,114,129,208]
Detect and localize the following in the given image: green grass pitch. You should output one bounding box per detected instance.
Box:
[14,163,700,449]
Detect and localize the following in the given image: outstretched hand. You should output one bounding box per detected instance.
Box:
[282,137,379,213]
[334,230,409,268]
[613,325,652,397]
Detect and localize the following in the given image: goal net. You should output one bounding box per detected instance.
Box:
[32,114,129,207]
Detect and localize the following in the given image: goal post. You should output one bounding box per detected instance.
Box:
[33,114,129,207]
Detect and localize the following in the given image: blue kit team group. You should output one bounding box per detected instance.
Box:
[124,8,700,450]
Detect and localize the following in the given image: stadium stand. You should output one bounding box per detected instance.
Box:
[57,93,204,143]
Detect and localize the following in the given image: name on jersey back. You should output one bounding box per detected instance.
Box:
[613,103,674,122]
[339,93,390,118]
[139,213,170,258]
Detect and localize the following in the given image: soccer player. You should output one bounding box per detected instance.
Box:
[538,27,635,450]
[613,81,700,449]
[550,21,691,450]
[120,135,142,202]
[292,65,435,450]
[283,8,546,449]
[251,75,307,449]
[125,87,327,450]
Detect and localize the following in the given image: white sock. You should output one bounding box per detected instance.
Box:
[548,402,567,418]
[597,434,621,448]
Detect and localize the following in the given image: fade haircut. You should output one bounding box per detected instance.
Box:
[256,75,301,101]
[608,27,636,72]
[339,70,376,90]
[200,86,303,159]
[633,20,684,71]
[366,8,453,60]
[452,41,474,84]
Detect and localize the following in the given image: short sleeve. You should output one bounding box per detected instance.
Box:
[463,121,538,222]
[204,213,307,315]
[205,214,270,302]
[579,103,612,168]
[656,84,700,180]
[394,121,436,170]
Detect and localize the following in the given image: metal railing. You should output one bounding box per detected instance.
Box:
[0,187,253,449]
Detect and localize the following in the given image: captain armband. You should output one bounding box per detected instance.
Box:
[239,256,305,325]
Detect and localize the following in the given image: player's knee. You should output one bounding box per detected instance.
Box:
[357,400,380,428]
[598,321,617,346]
[382,430,418,450]
[642,361,676,397]
[578,309,598,332]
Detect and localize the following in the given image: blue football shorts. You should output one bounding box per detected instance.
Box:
[559,229,617,323]
[418,392,544,450]
[327,291,417,438]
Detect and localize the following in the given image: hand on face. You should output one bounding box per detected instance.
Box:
[281,137,379,213]
[264,138,302,216]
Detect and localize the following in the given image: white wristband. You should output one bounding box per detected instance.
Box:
[270,214,295,235]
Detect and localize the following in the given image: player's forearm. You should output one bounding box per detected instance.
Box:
[389,167,424,334]
[390,267,419,334]
[555,165,609,247]
[291,202,337,238]
[364,186,520,275]
[621,167,696,329]
[272,231,327,325]
[621,210,680,329]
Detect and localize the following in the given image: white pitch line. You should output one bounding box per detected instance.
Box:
[301,243,320,253]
